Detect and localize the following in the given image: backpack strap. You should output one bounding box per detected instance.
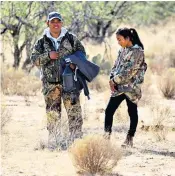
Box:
[61,32,75,52]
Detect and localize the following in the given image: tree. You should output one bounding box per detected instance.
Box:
[1,1,175,69]
[1,2,34,69]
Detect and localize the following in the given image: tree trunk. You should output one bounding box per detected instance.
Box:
[12,33,22,69]
[13,44,20,69]
[22,26,33,71]
[22,39,32,70]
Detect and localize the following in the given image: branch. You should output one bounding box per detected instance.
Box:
[1,28,7,35]
[15,15,34,28]
[19,41,26,53]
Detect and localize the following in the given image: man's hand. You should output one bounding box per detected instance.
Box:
[49,51,59,60]
[65,58,76,70]
[70,63,76,70]
[109,80,116,92]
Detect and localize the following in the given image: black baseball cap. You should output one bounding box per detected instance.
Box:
[47,12,63,21]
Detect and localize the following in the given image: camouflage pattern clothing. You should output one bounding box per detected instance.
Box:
[110,45,147,104]
[30,27,85,138]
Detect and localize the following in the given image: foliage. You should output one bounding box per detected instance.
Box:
[1,1,175,69]
[128,2,175,26]
[159,69,175,99]
[150,103,172,141]
[1,67,41,96]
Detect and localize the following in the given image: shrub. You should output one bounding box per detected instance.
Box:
[149,57,167,75]
[159,69,175,99]
[139,68,154,106]
[100,61,112,75]
[1,67,41,96]
[169,51,175,67]
[150,103,172,141]
[46,111,72,150]
[92,54,102,66]
[69,135,122,175]
[47,111,62,148]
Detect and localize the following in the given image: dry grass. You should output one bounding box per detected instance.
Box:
[1,67,41,96]
[46,111,70,150]
[69,135,122,175]
[139,19,175,60]
[159,69,175,99]
[139,68,156,106]
[168,51,175,67]
[148,57,168,75]
[150,103,172,141]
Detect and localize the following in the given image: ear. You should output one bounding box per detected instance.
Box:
[126,36,130,41]
[46,21,49,26]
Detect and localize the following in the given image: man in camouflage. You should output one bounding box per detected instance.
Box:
[30,12,86,143]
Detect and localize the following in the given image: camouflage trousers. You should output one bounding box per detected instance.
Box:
[44,84,83,138]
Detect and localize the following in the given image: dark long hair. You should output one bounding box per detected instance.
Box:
[116,28,144,50]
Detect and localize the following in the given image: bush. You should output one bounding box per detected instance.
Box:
[46,111,69,150]
[139,68,154,106]
[100,61,112,75]
[150,103,172,141]
[169,51,175,67]
[1,68,41,96]
[69,135,122,175]
[159,69,175,99]
[149,57,167,75]
[92,54,102,66]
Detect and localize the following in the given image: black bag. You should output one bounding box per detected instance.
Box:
[62,63,79,105]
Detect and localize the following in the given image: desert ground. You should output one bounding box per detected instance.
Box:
[1,86,175,176]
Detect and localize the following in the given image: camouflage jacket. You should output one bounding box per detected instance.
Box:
[30,29,86,95]
[110,45,147,103]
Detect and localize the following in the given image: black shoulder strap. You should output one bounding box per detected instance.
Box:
[40,35,55,51]
[64,32,74,48]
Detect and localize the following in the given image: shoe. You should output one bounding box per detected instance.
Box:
[121,135,133,148]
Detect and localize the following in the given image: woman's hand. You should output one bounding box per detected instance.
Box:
[109,80,116,92]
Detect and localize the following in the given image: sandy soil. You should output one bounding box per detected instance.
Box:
[1,91,175,176]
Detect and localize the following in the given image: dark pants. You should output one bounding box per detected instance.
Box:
[105,94,138,137]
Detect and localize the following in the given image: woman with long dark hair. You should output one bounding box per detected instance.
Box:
[104,28,147,147]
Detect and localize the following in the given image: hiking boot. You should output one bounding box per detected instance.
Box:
[121,135,133,148]
[103,132,111,140]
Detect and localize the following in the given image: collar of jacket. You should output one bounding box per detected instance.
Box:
[43,27,68,50]
[43,27,68,41]
[42,32,70,51]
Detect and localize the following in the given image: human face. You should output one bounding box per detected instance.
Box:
[116,34,130,48]
[47,18,63,35]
